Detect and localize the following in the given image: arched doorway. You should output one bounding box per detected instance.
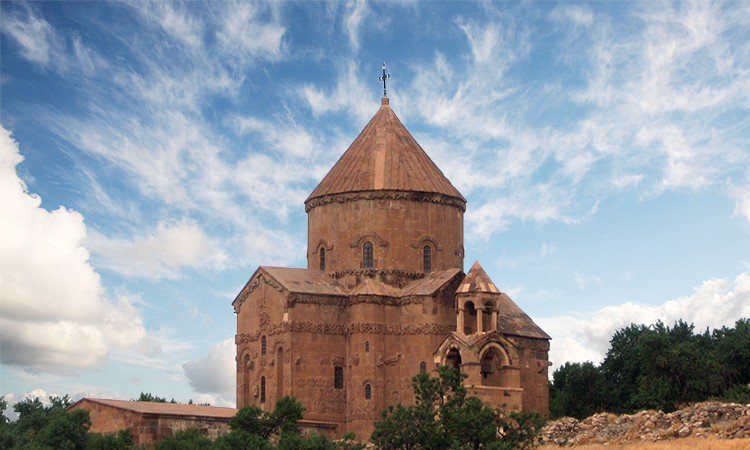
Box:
[446,348,462,369]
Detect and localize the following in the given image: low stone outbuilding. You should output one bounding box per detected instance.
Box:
[69,398,236,446]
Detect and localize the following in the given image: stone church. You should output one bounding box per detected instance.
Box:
[233,95,551,439]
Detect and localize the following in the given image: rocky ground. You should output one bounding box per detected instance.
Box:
[541,402,750,446]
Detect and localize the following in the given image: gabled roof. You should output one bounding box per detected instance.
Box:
[70,398,236,418]
[260,267,347,296]
[456,261,501,294]
[350,277,402,297]
[495,293,551,340]
[306,96,466,204]
[402,268,463,296]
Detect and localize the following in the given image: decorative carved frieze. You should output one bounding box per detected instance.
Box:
[331,268,424,281]
[236,322,456,344]
[305,190,466,213]
[510,337,551,352]
[288,295,348,307]
[349,322,456,336]
[332,356,345,366]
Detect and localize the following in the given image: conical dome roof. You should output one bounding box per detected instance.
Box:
[305,96,466,205]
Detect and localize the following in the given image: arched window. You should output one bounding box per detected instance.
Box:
[365,341,370,353]
[365,383,372,400]
[423,245,432,272]
[260,376,266,403]
[319,247,325,271]
[420,361,427,373]
[261,336,267,355]
[363,241,373,268]
[334,366,344,389]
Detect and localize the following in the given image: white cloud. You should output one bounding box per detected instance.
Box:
[87,219,227,280]
[0,127,147,372]
[344,0,368,50]
[728,181,750,223]
[1,4,59,66]
[541,271,750,372]
[300,61,379,123]
[183,338,235,398]
[218,3,285,59]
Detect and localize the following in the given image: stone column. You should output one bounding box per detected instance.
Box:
[476,306,483,334]
[457,306,465,334]
[491,309,498,331]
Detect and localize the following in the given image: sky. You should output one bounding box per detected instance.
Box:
[1,0,750,415]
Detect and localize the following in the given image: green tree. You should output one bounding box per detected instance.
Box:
[713,318,750,386]
[133,393,167,403]
[9,395,91,450]
[549,361,604,419]
[86,429,136,450]
[152,428,214,450]
[371,366,533,450]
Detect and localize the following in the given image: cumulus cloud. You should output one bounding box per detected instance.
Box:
[183,338,235,401]
[541,271,750,371]
[87,219,227,280]
[0,127,146,372]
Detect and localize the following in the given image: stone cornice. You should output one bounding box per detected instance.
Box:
[305,190,466,213]
[330,268,425,281]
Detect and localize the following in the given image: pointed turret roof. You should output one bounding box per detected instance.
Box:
[458,261,550,339]
[457,261,501,294]
[306,96,466,205]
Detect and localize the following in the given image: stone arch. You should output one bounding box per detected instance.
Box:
[410,234,443,251]
[445,347,463,369]
[349,232,389,248]
[313,238,333,252]
[479,343,517,388]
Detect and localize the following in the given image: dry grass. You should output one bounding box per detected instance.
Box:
[537,436,750,449]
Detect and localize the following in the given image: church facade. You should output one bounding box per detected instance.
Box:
[233,95,551,439]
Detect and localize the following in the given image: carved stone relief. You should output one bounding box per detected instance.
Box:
[376,353,401,367]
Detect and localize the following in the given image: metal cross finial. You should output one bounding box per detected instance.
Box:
[378,62,391,97]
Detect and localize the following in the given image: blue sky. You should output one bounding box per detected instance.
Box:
[2,0,749,412]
